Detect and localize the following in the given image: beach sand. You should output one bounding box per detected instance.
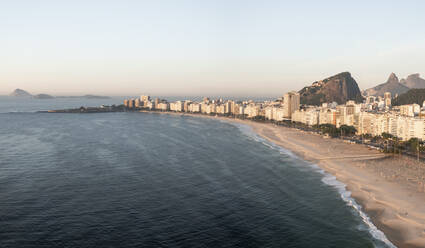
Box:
[244,120,425,248]
[144,111,425,248]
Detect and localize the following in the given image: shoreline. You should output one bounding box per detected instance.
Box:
[142,110,425,248]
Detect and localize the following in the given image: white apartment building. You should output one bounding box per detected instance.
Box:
[156,102,170,111]
[292,108,319,126]
[170,101,183,112]
[400,104,420,117]
[189,103,201,113]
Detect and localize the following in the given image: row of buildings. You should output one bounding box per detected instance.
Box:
[123,92,301,120]
[123,91,425,141]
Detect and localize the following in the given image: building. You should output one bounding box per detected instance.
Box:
[400,104,420,117]
[135,99,141,108]
[384,92,391,107]
[189,103,201,113]
[140,95,151,102]
[170,101,183,112]
[157,102,169,111]
[292,108,319,126]
[283,92,300,118]
[265,106,285,121]
[128,99,135,109]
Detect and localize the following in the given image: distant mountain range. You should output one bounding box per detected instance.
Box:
[8,89,110,99]
[364,73,425,97]
[299,72,363,105]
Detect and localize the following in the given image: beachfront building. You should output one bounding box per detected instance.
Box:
[292,107,320,126]
[206,103,217,114]
[157,102,170,111]
[264,106,286,122]
[135,99,141,108]
[216,105,226,115]
[283,92,300,118]
[170,101,184,112]
[128,99,135,109]
[189,103,201,113]
[319,108,338,126]
[121,90,425,142]
[400,104,420,117]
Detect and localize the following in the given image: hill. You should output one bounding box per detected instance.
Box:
[9,89,32,97]
[364,73,410,97]
[392,88,425,106]
[400,73,425,89]
[299,72,363,105]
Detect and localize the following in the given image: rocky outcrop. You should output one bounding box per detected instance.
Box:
[299,72,363,105]
[364,73,410,97]
[400,73,425,89]
[9,88,32,97]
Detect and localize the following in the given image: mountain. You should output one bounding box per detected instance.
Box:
[400,73,425,89]
[364,73,410,97]
[392,88,425,106]
[9,89,32,97]
[33,94,55,99]
[299,72,363,105]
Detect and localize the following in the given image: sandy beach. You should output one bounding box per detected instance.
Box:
[146,111,425,248]
[245,120,425,248]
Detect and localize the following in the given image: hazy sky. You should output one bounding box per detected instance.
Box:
[1,0,425,96]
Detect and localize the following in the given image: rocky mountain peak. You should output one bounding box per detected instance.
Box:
[387,73,399,84]
[299,72,363,105]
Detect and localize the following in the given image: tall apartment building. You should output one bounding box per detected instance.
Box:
[135,99,141,108]
[283,92,300,118]
[384,92,391,107]
[128,99,135,109]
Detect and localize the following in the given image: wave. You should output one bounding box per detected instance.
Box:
[233,122,396,248]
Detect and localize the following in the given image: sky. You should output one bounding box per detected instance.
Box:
[1,0,425,97]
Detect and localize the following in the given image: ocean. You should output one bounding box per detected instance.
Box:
[0,97,394,247]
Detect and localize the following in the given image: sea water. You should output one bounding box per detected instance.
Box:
[0,97,394,247]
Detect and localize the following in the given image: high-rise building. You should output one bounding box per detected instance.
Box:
[384,92,391,107]
[135,99,141,108]
[283,92,300,118]
[128,98,135,109]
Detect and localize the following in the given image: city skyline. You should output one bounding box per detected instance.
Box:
[2,0,425,96]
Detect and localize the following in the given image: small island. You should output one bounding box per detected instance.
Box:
[33,94,55,99]
[9,88,110,100]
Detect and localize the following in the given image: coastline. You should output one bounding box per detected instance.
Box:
[143,111,425,248]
